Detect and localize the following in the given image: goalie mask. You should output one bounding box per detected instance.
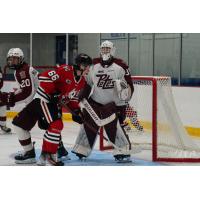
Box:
[74,53,92,77]
[100,40,116,61]
[7,48,24,70]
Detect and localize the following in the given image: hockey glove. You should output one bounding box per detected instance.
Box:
[115,79,131,101]
[78,84,92,102]
[72,109,83,124]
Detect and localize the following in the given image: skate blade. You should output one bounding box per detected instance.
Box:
[0,130,12,135]
[116,159,133,164]
[79,157,87,162]
[15,158,37,164]
[60,156,71,161]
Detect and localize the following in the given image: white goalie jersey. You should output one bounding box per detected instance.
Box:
[86,58,133,106]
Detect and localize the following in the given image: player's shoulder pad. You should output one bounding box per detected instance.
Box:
[21,64,31,73]
[113,58,129,69]
[30,66,38,76]
[93,58,101,65]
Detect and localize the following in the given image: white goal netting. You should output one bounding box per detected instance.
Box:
[125,76,200,161]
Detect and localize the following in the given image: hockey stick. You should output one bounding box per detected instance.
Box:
[60,99,141,154]
[59,99,109,142]
[78,99,141,154]
[79,98,116,126]
[85,120,142,155]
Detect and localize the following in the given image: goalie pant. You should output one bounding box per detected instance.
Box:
[12,98,63,154]
[72,98,131,157]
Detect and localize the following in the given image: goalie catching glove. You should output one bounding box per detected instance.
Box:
[115,79,131,101]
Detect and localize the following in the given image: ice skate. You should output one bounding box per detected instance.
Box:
[0,125,12,134]
[57,141,70,160]
[114,154,132,163]
[37,151,64,166]
[15,148,36,164]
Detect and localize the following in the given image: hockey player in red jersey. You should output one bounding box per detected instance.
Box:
[57,54,91,158]
[72,40,134,162]
[12,53,92,165]
[0,67,12,134]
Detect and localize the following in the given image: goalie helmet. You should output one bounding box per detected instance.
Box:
[7,48,24,69]
[100,40,116,61]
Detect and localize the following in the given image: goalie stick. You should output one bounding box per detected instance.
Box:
[78,99,141,154]
[60,99,141,155]
[59,98,109,142]
[79,98,116,126]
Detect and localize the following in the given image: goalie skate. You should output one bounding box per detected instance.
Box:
[114,154,132,163]
[71,150,87,161]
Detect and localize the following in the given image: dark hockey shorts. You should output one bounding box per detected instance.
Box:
[12,98,62,131]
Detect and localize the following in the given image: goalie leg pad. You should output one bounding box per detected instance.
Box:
[116,105,126,125]
[81,106,99,148]
[104,118,118,144]
[72,125,93,157]
[112,121,131,156]
[99,102,117,119]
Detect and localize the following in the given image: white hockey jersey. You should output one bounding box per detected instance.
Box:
[87,58,133,106]
[14,64,39,105]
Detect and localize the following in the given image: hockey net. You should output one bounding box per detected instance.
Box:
[100,76,200,162]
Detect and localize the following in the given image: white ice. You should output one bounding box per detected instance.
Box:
[1,119,200,166]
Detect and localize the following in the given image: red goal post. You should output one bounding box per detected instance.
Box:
[100,76,200,162]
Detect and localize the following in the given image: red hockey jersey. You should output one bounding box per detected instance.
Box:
[36,65,86,109]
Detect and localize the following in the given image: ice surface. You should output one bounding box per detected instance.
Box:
[0,119,192,166]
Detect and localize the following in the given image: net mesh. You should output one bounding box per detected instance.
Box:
[128,76,200,159]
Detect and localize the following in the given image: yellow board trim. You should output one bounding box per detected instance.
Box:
[125,118,200,138]
[6,111,73,122]
[7,111,200,137]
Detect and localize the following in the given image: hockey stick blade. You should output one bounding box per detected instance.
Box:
[79,98,116,126]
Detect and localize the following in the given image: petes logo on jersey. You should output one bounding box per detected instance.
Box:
[96,74,114,89]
